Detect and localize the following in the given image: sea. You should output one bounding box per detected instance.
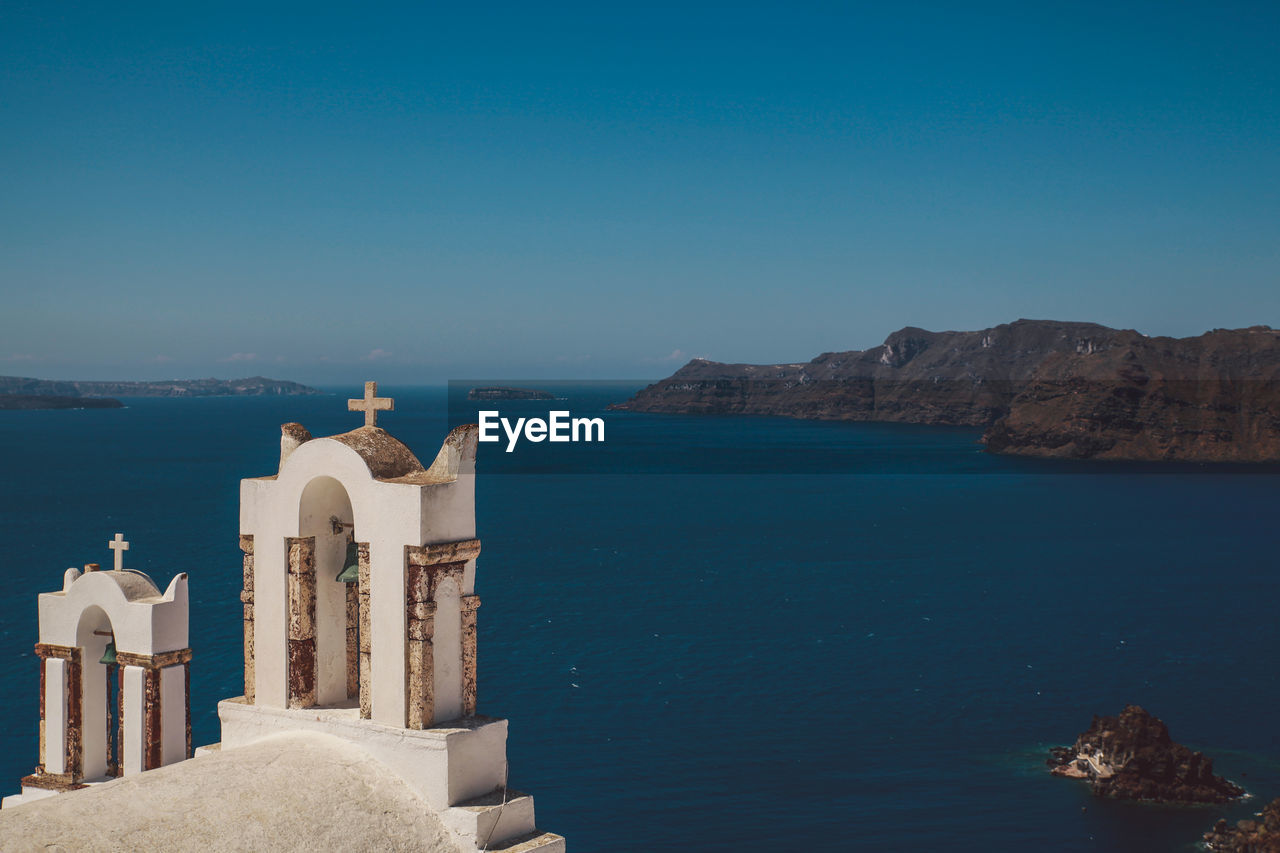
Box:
[0,384,1277,852]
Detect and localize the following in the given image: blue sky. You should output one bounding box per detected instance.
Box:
[2,0,1277,382]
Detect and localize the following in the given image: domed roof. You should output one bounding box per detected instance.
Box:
[104,569,164,602]
[328,426,426,480]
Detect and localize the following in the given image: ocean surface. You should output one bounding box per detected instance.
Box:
[1,384,1277,852]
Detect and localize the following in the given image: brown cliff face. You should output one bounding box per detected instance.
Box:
[982,327,1280,461]
[615,319,1121,426]
[613,321,1280,461]
[1048,705,1245,804]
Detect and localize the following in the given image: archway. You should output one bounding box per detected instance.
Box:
[297,476,362,707]
[74,605,119,781]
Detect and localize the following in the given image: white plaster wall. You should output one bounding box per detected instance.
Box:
[44,660,66,775]
[122,666,145,776]
[160,666,186,766]
[217,701,508,810]
[38,572,188,656]
[433,578,462,723]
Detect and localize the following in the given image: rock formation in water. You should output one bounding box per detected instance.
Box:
[1203,799,1280,852]
[1047,705,1245,804]
[613,320,1280,461]
[0,375,319,398]
[467,386,555,401]
[0,395,124,410]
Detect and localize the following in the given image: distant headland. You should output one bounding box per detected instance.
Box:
[0,395,124,411]
[612,320,1280,462]
[0,375,319,409]
[467,386,555,401]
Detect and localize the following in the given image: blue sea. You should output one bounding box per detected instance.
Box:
[1,385,1277,852]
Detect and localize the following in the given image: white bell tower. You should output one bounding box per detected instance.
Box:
[4,535,190,808]
[217,382,561,851]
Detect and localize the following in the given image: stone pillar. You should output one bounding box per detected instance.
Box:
[116,649,192,773]
[403,538,480,729]
[105,662,120,777]
[116,665,126,775]
[184,659,192,760]
[461,595,481,717]
[144,668,162,770]
[357,542,371,719]
[405,592,435,730]
[345,572,358,700]
[31,644,79,779]
[239,534,255,703]
[38,653,47,771]
[286,536,317,709]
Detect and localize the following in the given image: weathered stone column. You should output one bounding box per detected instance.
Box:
[286,536,317,709]
[461,595,481,717]
[144,668,162,770]
[239,534,255,703]
[117,649,192,772]
[28,643,80,786]
[357,542,371,718]
[405,594,435,729]
[404,538,480,729]
[345,583,358,698]
[105,662,120,777]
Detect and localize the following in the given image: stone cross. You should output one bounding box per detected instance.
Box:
[348,381,394,428]
[108,533,129,572]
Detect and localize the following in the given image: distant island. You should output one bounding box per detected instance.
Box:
[1047,705,1244,804]
[0,395,124,411]
[467,386,555,401]
[612,320,1280,462]
[0,375,319,400]
[0,376,319,410]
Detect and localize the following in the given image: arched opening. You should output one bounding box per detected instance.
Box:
[74,605,120,781]
[298,476,362,707]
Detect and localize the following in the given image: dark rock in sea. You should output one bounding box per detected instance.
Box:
[613,320,1280,462]
[0,395,124,410]
[1203,799,1280,852]
[468,386,555,401]
[0,375,319,398]
[1049,705,1245,804]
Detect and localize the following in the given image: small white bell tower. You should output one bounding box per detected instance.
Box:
[4,535,190,808]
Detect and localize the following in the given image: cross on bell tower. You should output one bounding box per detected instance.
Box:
[347,381,394,428]
[108,533,130,571]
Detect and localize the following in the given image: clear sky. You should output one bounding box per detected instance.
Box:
[2,1,1277,383]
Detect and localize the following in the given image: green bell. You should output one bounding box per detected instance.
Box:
[336,541,359,583]
[100,641,117,666]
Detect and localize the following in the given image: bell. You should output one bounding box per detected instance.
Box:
[336,541,359,583]
[100,640,117,666]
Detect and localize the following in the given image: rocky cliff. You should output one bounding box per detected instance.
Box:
[0,375,319,398]
[613,320,1280,461]
[1204,799,1280,852]
[1047,705,1245,804]
[984,326,1280,461]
